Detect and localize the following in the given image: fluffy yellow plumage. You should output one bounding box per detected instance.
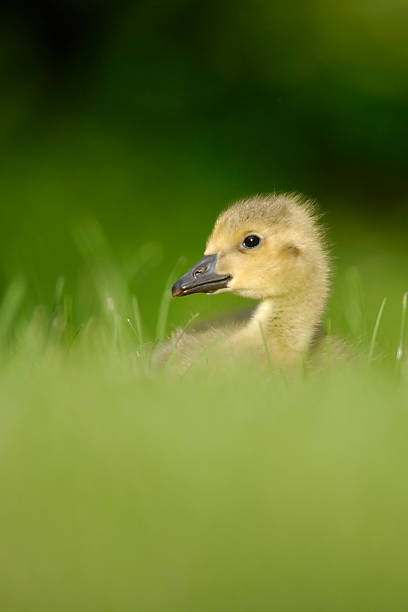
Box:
[158,193,345,370]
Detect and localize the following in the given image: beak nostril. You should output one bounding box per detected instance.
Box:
[194,265,207,278]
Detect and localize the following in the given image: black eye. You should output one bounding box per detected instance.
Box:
[242,234,261,249]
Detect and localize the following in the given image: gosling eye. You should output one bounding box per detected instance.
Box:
[241,234,261,249]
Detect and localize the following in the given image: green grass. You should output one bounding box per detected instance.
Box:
[0,251,408,611]
[0,132,407,609]
[3,13,408,606]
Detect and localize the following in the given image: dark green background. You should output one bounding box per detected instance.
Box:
[2,0,408,338]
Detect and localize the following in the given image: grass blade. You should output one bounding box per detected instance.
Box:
[0,278,26,347]
[155,257,185,344]
[368,297,387,365]
[163,312,200,372]
[131,295,144,348]
[395,291,408,375]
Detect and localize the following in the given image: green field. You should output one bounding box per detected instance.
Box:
[2,1,408,607]
[0,172,407,609]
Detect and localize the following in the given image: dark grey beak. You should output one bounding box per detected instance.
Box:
[172,254,231,297]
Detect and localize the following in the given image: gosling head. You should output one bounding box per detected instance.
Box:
[172,193,329,303]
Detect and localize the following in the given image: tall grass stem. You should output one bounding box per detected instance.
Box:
[395,291,408,375]
[368,297,387,365]
[155,258,184,344]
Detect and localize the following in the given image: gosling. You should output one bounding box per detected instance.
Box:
[161,193,342,370]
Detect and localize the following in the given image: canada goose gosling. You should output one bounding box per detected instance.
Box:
[171,194,330,367]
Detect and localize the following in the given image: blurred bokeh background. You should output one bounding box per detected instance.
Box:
[2,6,408,610]
[1,0,408,345]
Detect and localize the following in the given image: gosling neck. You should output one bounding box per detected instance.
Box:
[247,280,328,362]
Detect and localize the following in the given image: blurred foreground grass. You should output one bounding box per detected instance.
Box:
[0,248,408,611]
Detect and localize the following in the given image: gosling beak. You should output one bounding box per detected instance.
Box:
[172,254,231,297]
